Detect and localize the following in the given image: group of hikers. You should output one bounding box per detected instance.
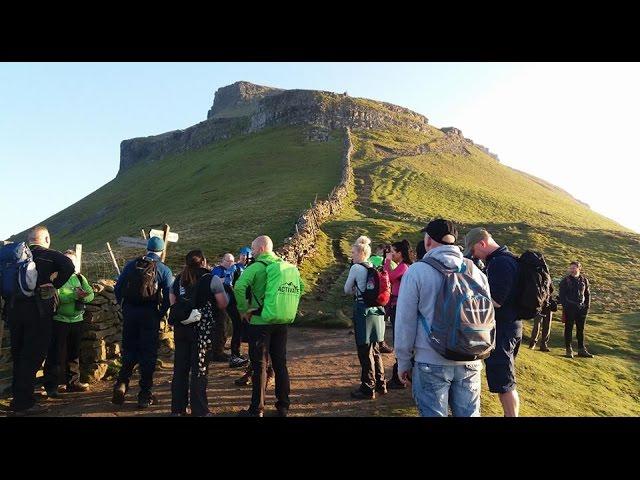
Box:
[0,220,594,417]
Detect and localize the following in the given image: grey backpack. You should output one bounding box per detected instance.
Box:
[419,257,495,361]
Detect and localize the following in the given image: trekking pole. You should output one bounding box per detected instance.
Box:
[106,242,121,276]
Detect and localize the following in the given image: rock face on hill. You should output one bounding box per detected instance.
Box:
[118,81,431,174]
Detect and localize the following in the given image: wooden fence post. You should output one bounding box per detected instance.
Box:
[74,244,82,273]
[106,242,120,275]
[161,224,170,263]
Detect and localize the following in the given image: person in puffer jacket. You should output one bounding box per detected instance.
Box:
[42,250,95,397]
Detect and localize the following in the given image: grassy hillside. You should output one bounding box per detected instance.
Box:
[296,124,640,416]
[13,126,345,274]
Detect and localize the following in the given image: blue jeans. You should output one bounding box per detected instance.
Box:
[412,362,482,417]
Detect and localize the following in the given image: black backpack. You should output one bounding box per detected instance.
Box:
[514,250,552,320]
[168,275,198,326]
[122,256,159,305]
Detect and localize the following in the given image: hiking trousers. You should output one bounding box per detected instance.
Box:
[564,305,588,349]
[8,298,54,411]
[356,341,385,393]
[247,324,290,413]
[171,322,210,416]
[531,311,552,347]
[43,320,84,391]
[117,304,161,394]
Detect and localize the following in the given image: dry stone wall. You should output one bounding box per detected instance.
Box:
[276,127,354,266]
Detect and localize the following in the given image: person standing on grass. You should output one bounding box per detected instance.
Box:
[42,250,94,398]
[529,284,556,352]
[559,261,593,358]
[396,220,490,417]
[384,239,412,389]
[344,236,386,400]
[464,227,521,417]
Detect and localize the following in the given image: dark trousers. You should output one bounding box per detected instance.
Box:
[116,305,161,394]
[356,342,385,393]
[212,312,228,356]
[531,311,552,347]
[8,299,53,411]
[228,302,243,357]
[564,305,587,349]
[247,324,290,413]
[388,304,401,382]
[171,322,210,416]
[43,320,83,391]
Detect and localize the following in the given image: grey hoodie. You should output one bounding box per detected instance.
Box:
[395,244,491,373]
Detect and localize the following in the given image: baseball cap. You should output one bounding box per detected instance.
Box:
[463,227,490,256]
[421,219,458,245]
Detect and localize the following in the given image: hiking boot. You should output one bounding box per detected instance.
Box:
[375,382,388,395]
[379,342,394,354]
[276,406,289,417]
[350,388,375,400]
[235,372,252,386]
[210,352,231,362]
[528,340,536,349]
[578,348,594,358]
[237,409,263,417]
[137,392,157,409]
[229,355,249,368]
[67,382,90,392]
[539,345,551,352]
[387,376,407,390]
[111,382,127,405]
[9,404,49,417]
[565,348,574,359]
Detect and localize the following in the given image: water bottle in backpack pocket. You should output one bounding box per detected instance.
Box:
[420,257,495,361]
[0,242,38,300]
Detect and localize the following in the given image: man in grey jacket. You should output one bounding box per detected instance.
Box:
[395,219,491,417]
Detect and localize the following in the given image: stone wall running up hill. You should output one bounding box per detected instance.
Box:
[276,127,354,266]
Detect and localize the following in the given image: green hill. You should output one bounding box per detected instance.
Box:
[11,81,639,416]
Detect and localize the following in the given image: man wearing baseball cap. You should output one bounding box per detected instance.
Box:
[112,235,174,408]
[464,227,521,417]
[395,219,490,416]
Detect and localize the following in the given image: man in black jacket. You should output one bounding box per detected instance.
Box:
[559,261,593,358]
[7,226,75,416]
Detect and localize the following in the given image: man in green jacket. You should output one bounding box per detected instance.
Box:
[43,250,95,397]
[233,235,304,417]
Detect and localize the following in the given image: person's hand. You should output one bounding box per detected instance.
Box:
[241,311,253,322]
[385,252,393,261]
[400,370,412,384]
[76,287,89,298]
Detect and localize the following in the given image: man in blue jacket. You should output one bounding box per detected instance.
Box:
[464,227,521,417]
[112,236,173,408]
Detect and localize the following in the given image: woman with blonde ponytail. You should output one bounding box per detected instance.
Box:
[343,236,386,400]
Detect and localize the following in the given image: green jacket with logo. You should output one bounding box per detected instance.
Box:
[233,252,305,325]
[54,273,95,323]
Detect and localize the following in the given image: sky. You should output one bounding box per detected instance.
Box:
[1,62,639,239]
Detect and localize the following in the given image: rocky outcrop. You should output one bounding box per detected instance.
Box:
[276,127,354,266]
[440,127,500,161]
[118,82,430,174]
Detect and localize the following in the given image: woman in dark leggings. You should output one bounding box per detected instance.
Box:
[559,261,593,358]
[169,250,229,416]
[383,240,412,388]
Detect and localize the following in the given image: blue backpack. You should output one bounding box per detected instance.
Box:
[0,242,38,300]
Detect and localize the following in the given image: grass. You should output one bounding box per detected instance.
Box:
[12,126,345,275]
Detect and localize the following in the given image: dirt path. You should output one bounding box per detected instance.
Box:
[1,327,416,417]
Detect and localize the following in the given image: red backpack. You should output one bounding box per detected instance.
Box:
[357,263,391,307]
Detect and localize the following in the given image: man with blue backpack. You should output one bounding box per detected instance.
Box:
[395,219,494,417]
[112,236,174,409]
[233,235,304,417]
[0,226,75,416]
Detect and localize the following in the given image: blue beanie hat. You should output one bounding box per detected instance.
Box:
[239,246,252,255]
[147,236,165,252]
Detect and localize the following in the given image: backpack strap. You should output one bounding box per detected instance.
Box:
[419,257,466,275]
[250,260,270,312]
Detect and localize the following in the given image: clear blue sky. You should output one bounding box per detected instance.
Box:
[1,62,638,239]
